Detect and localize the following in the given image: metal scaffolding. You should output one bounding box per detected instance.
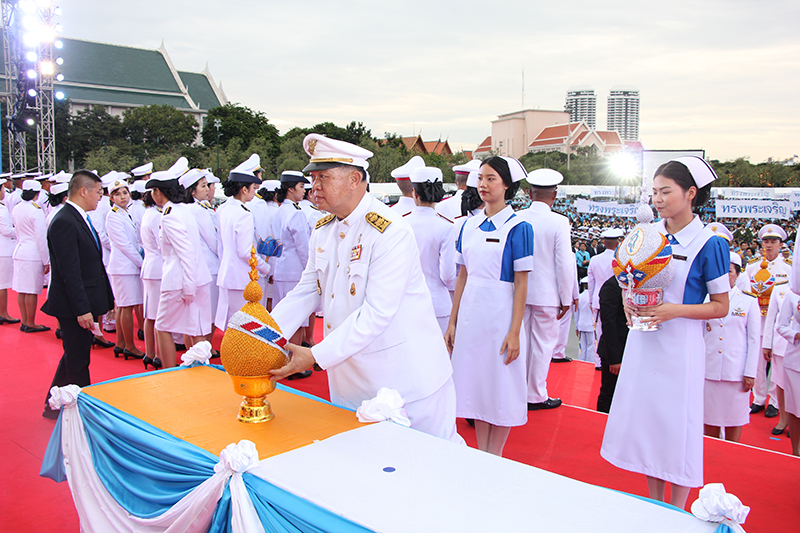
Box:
[35,6,55,174]
[2,0,27,173]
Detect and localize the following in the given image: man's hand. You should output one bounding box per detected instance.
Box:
[77,312,93,330]
[557,304,570,320]
[609,363,621,375]
[270,342,316,381]
[43,264,50,275]
[763,348,772,362]
[573,298,579,312]
[181,292,195,305]
[742,376,755,392]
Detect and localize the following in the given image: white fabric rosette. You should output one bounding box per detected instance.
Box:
[356,387,411,427]
[180,340,213,367]
[48,384,82,410]
[691,483,749,533]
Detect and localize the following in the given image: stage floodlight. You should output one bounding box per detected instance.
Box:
[55,57,63,65]
[26,69,37,79]
[28,89,37,97]
[55,91,65,100]
[40,61,54,75]
[54,40,63,49]
[56,73,64,81]
[26,51,37,62]
[54,7,62,16]
[26,118,35,126]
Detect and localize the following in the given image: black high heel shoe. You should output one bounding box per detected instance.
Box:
[55,328,62,339]
[93,337,115,349]
[123,349,144,361]
[113,346,124,358]
[143,355,163,370]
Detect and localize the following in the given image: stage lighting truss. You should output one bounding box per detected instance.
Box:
[2,0,63,174]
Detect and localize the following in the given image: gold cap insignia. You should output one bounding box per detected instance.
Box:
[308,139,317,155]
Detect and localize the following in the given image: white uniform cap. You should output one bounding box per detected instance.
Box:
[391,155,425,180]
[0,178,6,186]
[466,170,479,188]
[758,224,787,241]
[100,171,118,187]
[53,170,72,183]
[50,182,69,196]
[11,173,26,179]
[410,166,443,184]
[580,277,589,284]
[201,168,220,184]
[670,156,718,188]
[131,162,153,177]
[452,159,482,174]
[526,168,563,187]
[280,170,309,183]
[263,180,280,192]
[23,180,41,192]
[43,173,55,182]
[116,172,131,181]
[108,179,129,195]
[708,223,733,242]
[303,133,373,172]
[33,173,47,181]
[304,181,312,190]
[169,157,189,177]
[730,251,742,268]
[0,172,11,179]
[145,171,180,189]
[501,157,528,183]
[179,168,204,189]
[235,154,262,174]
[601,228,625,239]
[131,180,148,194]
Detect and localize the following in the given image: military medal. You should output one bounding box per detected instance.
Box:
[316,280,321,295]
[350,244,362,261]
[350,283,356,296]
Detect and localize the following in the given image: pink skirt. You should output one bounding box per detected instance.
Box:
[109,274,143,307]
[704,379,750,427]
[12,259,43,294]
[771,354,785,389]
[783,368,800,417]
[142,278,161,320]
[155,282,211,337]
[0,256,12,290]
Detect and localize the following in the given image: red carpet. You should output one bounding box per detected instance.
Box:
[1,289,798,532]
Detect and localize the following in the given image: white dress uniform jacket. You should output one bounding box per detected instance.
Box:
[0,200,17,258]
[217,199,269,290]
[516,202,576,307]
[435,189,463,222]
[189,200,221,276]
[159,202,211,295]
[391,196,415,217]
[248,197,274,245]
[11,200,49,266]
[5,188,22,215]
[105,205,143,275]
[271,200,310,282]
[404,206,456,318]
[129,199,145,232]
[587,248,616,311]
[139,207,163,281]
[763,282,790,356]
[299,198,325,232]
[271,193,453,408]
[704,287,760,381]
[88,198,112,266]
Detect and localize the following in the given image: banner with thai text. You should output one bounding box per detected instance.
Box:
[590,188,616,198]
[792,192,800,211]
[716,200,792,219]
[576,199,639,217]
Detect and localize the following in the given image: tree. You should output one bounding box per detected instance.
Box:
[201,103,280,159]
[83,145,138,176]
[122,104,198,159]
[54,98,72,170]
[66,105,124,167]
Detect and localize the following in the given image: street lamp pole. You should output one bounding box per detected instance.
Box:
[214,118,221,173]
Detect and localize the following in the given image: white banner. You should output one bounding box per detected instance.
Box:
[590,188,616,198]
[576,199,640,217]
[716,200,792,219]
[723,188,772,199]
[792,192,800,211]
[556,189,566,199]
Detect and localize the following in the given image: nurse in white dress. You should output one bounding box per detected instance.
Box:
[216,167,270,330]
[181,169,221,347]
[271,170,311,344]
[148,173,213,368]
[0,178,20,324]
[600,156,730,510]
[445,156,533,457]
[405,166,456,334]
[105,179,145,360]
[11,180,50,332]
[703,252,759,443]
[139,190,163,370]
[776,289,800,456]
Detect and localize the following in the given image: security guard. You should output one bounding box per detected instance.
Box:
[746,223,791,417]
[270,134,460,443]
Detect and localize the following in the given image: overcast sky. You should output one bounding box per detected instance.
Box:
[60,0,799,163]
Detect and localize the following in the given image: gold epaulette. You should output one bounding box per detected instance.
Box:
[773,280,789,286]
[747,257,760,265]
[742,290,758,298]
[438,213,453,223]
[787,258,793,265]
[240,204,250,212]
[366,212,391,233]
[293,202,301,210]
[111,206,120,213]
[163,206,172,215]
[315,213,335,229]
[33,203,41,209]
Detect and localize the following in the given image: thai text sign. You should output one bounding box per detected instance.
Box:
[716,200,792,219]
[576,199,639,217]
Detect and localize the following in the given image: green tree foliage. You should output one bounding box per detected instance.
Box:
[83,146,138,176]
[66,105,124,167]
[122,104,198,159]
[201,103,281,157]
[711,158,800,187]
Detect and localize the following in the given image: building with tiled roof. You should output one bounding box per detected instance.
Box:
[1,35,226,127]
[397,134,453,155]
[528,121,624,155]
[474,136,492,157]
[489,109,570,158]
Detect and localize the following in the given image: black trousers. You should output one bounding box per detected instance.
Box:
[596,359,619,413]
[44,316,94,408]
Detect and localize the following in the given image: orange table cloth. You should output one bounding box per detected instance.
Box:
[84,365,364,459]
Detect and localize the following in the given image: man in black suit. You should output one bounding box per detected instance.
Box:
[596,275,628,413]
[41,170,114,419]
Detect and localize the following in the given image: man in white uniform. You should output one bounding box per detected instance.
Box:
[436,159,480,221]
[270,134,461,443]
[390,155,424,216]
[516,168,577,410]
[746,224,791,417]
[587,227,624,369]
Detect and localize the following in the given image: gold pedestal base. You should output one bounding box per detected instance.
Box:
[238,396,274,423]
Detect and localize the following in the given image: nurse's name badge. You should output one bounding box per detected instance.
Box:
[731,307,746,317]
[350,244,362,261]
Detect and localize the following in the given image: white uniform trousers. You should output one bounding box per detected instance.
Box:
[753,334,778,408]
[552,307,572,360]
[403,376,464,444]
[524,305,559,403]
[578,331,595,363]
[592,310,603,368]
